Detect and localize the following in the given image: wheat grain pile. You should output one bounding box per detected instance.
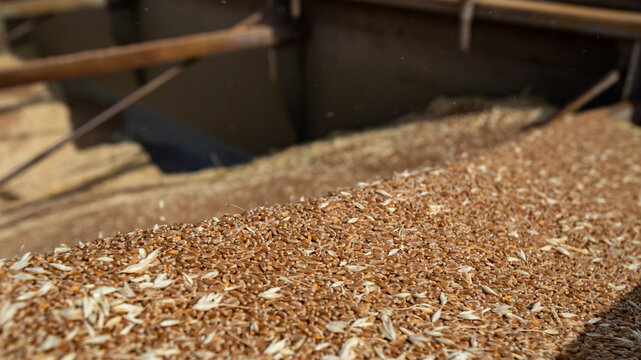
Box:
[0,108,639,359]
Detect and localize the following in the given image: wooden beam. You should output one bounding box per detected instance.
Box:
[0,24,293,88]
[334,0,641,39]
[0,0,106,18]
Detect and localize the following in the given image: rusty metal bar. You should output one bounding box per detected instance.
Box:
[526,70,620,129]
[0,0,106,18]
[334,0,641,39]
[0,24,292,88]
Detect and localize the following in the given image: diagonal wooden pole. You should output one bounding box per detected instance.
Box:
[0,61,192,188]
[525,70,620,130]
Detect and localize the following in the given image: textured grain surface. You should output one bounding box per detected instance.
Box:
[0,109,639,359]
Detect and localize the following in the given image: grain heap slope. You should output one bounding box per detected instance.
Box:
[1,109,640,359]
[0,95,549,257]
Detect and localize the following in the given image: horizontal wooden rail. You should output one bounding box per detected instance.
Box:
[334,0,641,39]
[5,0,641,39]
[0,0,106,18]
[0,24,293,88]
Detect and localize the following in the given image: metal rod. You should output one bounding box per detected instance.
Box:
[0,0,106,18]
[623,39,641,100]
[526,70,620,129]
[333,0,641,39]
[0,23,291,88]
[0,11,264,189]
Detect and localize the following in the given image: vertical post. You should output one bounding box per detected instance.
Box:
[459,0,475,52]
[622,38,641,100]
[108,0,146,85]
[266,0,308,142]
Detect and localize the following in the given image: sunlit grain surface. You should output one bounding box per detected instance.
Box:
[1,109,639,359]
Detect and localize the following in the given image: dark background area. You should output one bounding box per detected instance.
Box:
[10,0,639,172]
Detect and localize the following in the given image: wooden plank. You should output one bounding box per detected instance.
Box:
[475,0,641,38]
[0,0,106,18]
